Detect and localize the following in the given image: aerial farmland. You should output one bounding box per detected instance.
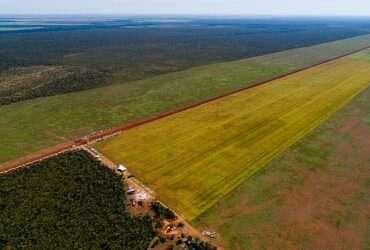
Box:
[1,14,370,250]
[195,50,370,249]
[94,50,370,221]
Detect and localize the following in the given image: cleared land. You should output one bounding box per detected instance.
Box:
[95,50,370,221]
[0,36,370,165]
[194,50,370,250]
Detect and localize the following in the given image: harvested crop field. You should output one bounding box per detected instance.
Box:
[94,50,370,221]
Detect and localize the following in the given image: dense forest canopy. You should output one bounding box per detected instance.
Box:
[2,17,370,72]
[0,150,155,249]
[1,16,370,105]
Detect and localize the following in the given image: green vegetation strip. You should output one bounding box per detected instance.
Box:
[94,51,370,220]
[0,150,154,249]
[0,35,369,164]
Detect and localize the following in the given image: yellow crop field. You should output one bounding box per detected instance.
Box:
[94,51,370,221]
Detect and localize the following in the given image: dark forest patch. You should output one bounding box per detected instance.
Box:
[0,150,155,249]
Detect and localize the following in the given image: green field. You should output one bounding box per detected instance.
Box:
[94,50,370,220]
[194,51,370,250]
[0,35,369,165]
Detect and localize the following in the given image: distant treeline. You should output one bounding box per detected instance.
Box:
[0,150,155,249]
[0,18,370,105]
[1,22,370,73]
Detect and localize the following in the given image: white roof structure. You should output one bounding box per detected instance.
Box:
[117,164,127,172]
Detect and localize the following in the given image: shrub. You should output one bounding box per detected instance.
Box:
[150,202,177,220]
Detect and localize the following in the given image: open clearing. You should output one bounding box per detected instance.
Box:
[194,50,370,250]
[94,50,370,221]
[1,35,370,165]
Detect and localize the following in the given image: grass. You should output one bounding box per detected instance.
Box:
[94,50,370,220]
[0,35,369,164]
[193,50,370,250]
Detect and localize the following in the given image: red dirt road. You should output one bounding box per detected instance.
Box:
[1,45,369,175]
[0,141,75,174]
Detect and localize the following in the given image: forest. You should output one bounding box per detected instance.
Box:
[0,150,155,249]
[1,17,370,105]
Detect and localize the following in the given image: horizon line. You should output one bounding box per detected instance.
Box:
[0,13,370,18]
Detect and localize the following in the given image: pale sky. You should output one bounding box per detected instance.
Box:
[1,0,370,16]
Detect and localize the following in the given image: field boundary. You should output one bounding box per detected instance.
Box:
[0,142,75,175]
[76,45,370,143]
[1,45,369,174]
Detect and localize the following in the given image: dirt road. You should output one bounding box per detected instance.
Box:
[1,45,369,175]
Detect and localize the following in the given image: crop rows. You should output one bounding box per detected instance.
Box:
[95,51,370,220]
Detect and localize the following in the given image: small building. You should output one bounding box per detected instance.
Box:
[117,164,127,172]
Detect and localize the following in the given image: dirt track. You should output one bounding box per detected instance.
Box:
[0,141,75,174]
[1,45,369,175]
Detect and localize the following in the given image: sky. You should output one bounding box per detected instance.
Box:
[1,0,370,16]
